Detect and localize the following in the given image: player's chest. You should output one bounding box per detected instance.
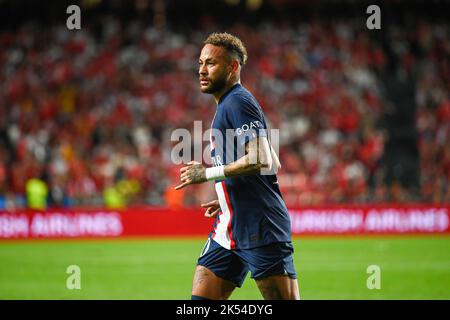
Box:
[211,107,232,131]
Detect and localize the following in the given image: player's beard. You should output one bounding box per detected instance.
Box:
[200,72,228,95]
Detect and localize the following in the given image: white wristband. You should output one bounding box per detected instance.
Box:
[205,166,226,181]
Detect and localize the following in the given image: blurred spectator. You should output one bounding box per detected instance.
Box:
[0,12,448,209]
[25,178,48,210]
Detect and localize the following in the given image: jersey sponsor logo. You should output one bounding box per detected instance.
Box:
[235,121,262,135]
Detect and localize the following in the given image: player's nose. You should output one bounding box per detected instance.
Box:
[199,64,207,76]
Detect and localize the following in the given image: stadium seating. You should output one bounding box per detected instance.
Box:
[0,15,449,209]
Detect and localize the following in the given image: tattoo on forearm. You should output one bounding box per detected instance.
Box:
[224,138,268,178]
[229,154,262,176]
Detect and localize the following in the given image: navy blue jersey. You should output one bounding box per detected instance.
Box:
[208,83,292,249]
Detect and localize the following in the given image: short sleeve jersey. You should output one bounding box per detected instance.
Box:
[209,83,292,249]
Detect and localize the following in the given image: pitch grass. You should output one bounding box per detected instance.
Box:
[0,236,449,299]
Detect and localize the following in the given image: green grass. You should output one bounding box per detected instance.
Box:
[0,236,449,299]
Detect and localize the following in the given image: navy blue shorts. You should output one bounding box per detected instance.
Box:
[197,238,297,288]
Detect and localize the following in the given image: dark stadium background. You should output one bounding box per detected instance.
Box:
[0,0,449,300]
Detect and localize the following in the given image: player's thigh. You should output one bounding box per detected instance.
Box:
[255,274,300,300]
[192,265,236,300]
[192,238,248,300]
[237,241,300,300]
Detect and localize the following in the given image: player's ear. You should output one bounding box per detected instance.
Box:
[228,60,239,80]
[231,59,239,73]
[227,58,237,72]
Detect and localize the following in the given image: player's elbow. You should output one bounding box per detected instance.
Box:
[247,152,270,171]
[246,138,273,171]
[272,161,281,174]
[258,151,273,170]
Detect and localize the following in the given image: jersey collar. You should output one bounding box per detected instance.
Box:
[218,83,241,105]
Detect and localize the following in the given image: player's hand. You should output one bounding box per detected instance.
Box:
[201,200,221,218]
[174,161,207,190]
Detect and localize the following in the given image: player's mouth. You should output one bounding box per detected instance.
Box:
[200,79,210,86]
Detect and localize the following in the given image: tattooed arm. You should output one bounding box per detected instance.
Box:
[223,136,273,178]
[175,137,274,190]
[175,161,207,190]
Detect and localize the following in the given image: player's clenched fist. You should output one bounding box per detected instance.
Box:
[175,161,207,190]
[200,200,221,218]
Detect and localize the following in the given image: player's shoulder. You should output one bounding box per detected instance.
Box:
[224,85,260,111]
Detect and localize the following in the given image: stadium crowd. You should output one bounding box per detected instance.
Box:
[0,16,449,209]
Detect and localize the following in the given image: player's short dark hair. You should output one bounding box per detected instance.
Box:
[204,32,248,66]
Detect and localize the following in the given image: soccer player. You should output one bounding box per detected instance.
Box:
[175,32,300,300]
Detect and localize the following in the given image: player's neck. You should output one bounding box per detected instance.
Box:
[214,80,241,104]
